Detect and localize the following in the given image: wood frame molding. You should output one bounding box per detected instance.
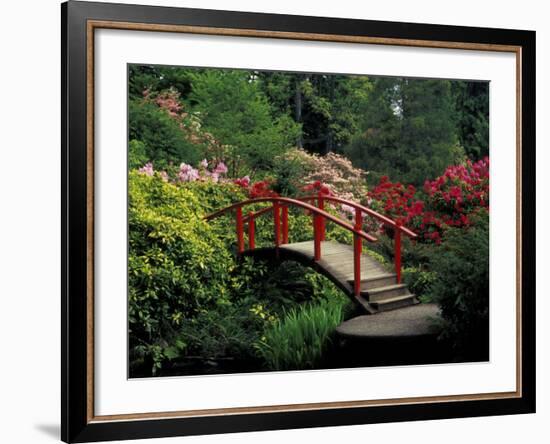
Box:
[62,1,535,442]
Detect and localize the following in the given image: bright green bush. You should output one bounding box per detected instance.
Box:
[128,172,239,374]
[427,211,489,359]
[256,297,346,371]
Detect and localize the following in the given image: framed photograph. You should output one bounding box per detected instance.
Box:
[62,1,535,442]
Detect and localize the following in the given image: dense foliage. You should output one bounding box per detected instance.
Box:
[128,65,489,185]
[426,212,489,359]
[128,170,354,375]
[343,78,471,185]
[128,172,239,373]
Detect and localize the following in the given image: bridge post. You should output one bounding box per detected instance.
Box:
[248,212,255,250]
[353,209,362,296]
[395,221,402,283]
[273,201,281,247]
[313,213,321,261]
[236,206,244,254]
[317,191,325,241]
[281,205,289,244]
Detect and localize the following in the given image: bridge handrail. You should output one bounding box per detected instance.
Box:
[205,194,414,296]
[239,195,417,238]
[205,196,377,243]
[299,195,418,238]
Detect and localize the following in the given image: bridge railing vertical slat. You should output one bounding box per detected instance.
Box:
[248,212,255,250]
[281,205,289,244]
[353,209,363,297]
[273,201,281,247]
[236,206,244,254]
[395,221,402,283]
[313,213,321,261]
[317,192,325,241]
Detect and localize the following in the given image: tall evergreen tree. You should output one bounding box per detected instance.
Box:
[259,72,372,155]
[344,77,464,186]
[452,81,489,159]
[399,78,463,184]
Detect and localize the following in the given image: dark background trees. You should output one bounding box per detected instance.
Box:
[128,64,489,185]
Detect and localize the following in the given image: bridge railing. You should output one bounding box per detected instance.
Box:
[299,194,417,286]
[205,194,416,297]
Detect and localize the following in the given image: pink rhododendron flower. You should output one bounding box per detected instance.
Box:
[341,204,356,216]
[178,163,200,182]
[213,162,228,175]
[138,162,154,177]
[199,159,209,169]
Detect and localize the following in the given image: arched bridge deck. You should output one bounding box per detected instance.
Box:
[206,195,419,314]
[244,240,417,313]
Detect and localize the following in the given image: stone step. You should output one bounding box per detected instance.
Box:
[353,295,377,314]
[370,294,419,312]
[364,283,409,302]
[348,273,397,291]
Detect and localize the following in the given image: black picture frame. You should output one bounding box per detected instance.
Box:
[61,1,536,442]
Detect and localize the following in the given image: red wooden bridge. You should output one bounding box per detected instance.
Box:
[206,194,418,313]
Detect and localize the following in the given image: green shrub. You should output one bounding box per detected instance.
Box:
[128,139,149,170]
[369,233,433,268]
[176,298,268,364]
[427,211,489,359]
[403,267,437,302]
[256,297,346,371]
[129,98,203,168]
[186,69,301,176]
[128,172,238,374]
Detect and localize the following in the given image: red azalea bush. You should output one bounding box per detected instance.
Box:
[424,157,489,216]
[368,157,489,244]
[233,177,279,199]
[301,180,333,197]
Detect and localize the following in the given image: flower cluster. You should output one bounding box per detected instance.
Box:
[142,88,225,156]
[301,180,332,197]
[233,176,278,198]
[151,89,182,117]
[423,157,489,214]
[137,159,229,184]
[138,162,154,177]
[233,176,250,188]
[249,181,279,198]
[280,148,367,202]
[368,157,490,244]
[178,163,200,182]
[369,177,421,224]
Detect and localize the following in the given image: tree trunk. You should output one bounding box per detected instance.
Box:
[325,76,335,154]
[294,77,303,148]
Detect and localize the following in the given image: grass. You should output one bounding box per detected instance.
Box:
[255,298,346,371]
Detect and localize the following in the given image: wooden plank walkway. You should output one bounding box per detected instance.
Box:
[280,240,388,283]
[245,240,418,313]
